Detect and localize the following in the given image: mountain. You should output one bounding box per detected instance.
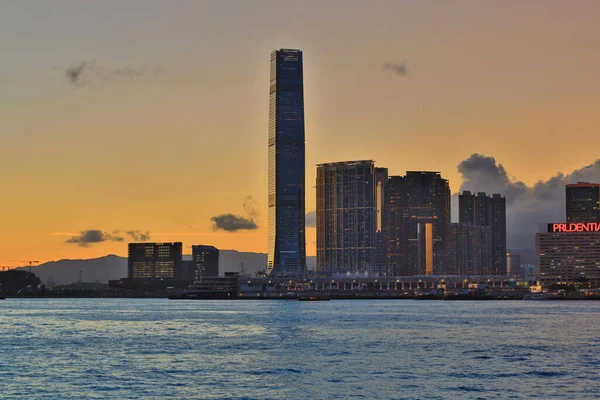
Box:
[16,254,127,285]
[17,250,316,285]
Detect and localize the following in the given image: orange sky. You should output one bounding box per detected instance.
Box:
[1,1,600,265]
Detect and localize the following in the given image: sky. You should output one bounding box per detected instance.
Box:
[1,0,600,266]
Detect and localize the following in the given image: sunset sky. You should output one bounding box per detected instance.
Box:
[1,0,600,266]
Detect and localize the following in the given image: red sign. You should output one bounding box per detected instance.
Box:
[550,223,600,233]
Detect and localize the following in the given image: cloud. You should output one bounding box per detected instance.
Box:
[65,60,160,87]
[306,210,316,227]
[66,230,124,247]
[125,230,151,241]
[383,61,409,76]
[211,196,259,232]
[65,229,151,246]
[456,153,600,248]
[211,214,258,232]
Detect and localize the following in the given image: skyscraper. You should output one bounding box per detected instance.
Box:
[192,245,219,280]
[375,168,389,271]
[384,172,451,276]
[458,191,507,275]
[267,49,306,276]
[449,223,491,275]
[489,194,507,275]
[316,160,376,274]
[566,182,600,223]
[383,176,404,276]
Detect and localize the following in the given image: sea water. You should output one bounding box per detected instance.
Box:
[1,299,599,399]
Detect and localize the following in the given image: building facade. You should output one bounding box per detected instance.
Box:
[449,223,491,275]
[316,160,377,274]
[192,245,219,281]
[267,49,306,276]
[536,223,600,287]
[128,242,183,280]
[375,168,389,271]
[566,182,600,223]
[384,172,451,276]
[506,252,521,276]
[458,191,507,275]
[383,176,404,276]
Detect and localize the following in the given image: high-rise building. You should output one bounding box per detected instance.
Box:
[375,168,389,271]
[384,172,451,276]
[506,252,521,276]
[267,49,306,276]
[449,223,491,275]
[458,191,507,275]
[128,242,183,280]
[192,245,219,280]
[537,223,600,287]
[566,182,600,223]
[490,194,507,275]
[316,160,376,274]
[383,176,404,276]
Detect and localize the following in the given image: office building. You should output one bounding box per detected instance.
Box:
[267,48,306,276]
[375,168,389,271]
[316,160,376,274]
[383,176,404,276]
[192,245,219,280]
[506,252,521,276]
[128,242,183,280]
[458,191,507,275]
[566,182,600,223]
[384,172,451,276]
[536,223,600,287]
[449,223,491,275]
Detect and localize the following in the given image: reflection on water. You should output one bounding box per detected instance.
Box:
[1,299,599,399]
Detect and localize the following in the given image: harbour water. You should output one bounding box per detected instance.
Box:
[1,299,599,399]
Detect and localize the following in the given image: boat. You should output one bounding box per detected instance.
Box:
[524,292,563,301]
[298,295,330,301]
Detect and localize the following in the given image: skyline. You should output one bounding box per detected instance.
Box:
[2,1,600,265]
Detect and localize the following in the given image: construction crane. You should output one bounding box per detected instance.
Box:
[9,260,40,273]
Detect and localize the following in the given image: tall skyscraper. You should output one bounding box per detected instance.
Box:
[449,223,491,275]
[192,245,219,280]
[375,168,389,271]
[459,191,507,275]
[384,172,451,276]
[128,242,183,280]
[489,194,507,275]
[316,160,376,274]
[566,182,600,223]
[383,176,404,276]
[267,49,306,276]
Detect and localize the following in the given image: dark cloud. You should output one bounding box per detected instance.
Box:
[66,61,90,85]
[305,210,316,228]
[211,214,258,232]
[242,196,259,220]
[65,61,159,86]
[66,230,124,247]
[383,61,409,76]
[211,196,259,232]
[66,229,151,246]
[456,153,600,248]
[125,230,151,241]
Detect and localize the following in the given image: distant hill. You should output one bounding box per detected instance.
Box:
[15,251,317,286]
[16,254,127,285]
[16,250,317,285]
